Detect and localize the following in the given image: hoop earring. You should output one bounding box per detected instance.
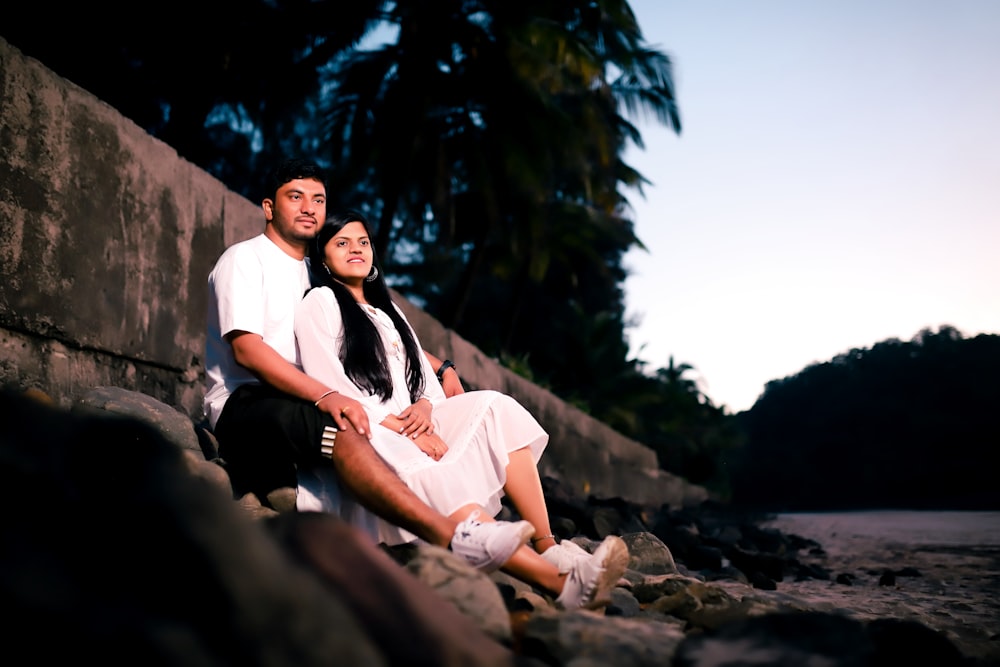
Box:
[323,263,333,276]
[365,266,379,282]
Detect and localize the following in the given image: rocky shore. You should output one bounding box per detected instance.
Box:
[759,512,1000,666]
[3,385,996,666]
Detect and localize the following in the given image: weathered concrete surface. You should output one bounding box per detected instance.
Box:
[1,37,260,417]
[396,287,705,508]
[0,37,706,508]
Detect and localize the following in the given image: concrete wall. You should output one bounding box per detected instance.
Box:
[0,37,706,508]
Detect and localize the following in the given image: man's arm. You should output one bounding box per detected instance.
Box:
[229,331,370,435]
[230,331,327,401]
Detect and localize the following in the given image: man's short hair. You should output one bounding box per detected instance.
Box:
[267,159,327,199]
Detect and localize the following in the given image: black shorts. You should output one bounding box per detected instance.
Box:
[214,383,337,499]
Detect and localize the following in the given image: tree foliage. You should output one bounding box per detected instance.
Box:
[3,0,748,489]
[732,326,1000,511]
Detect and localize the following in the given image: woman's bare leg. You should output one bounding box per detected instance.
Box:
[502,449,557,553]
[499,545,566,594]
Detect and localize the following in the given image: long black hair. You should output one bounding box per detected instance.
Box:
[307,210,425,403]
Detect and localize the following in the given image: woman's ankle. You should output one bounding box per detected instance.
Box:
[530,533,557,552]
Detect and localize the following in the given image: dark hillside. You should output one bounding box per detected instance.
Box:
[730,326,1000,511]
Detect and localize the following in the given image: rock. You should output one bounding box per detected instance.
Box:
[264,511,522,667]
[2,386,981,667]
[182,449,232,495]
[0,387,389,666]
[521,610,688,667]
[866,617,966,665]
[836,573,856,585]
[266,486,298,513]
[673,611,871,666]
[73,386,204,455]
[672,611,968,667]
[389,541,516,645]
[237,492,281,520]
[606,586,643,617]
[623,531,679,575]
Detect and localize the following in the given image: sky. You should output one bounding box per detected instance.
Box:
[620,0,1000,413]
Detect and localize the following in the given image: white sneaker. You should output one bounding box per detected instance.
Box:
[540,539,593,573]
[449,510,534,573]
[555,535,629,610]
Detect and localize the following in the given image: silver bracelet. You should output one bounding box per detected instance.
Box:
[314,389,337,407]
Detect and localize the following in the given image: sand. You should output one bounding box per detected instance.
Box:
[758,511,1000,664]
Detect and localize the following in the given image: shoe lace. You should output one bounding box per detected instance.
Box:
[454,510,483,544]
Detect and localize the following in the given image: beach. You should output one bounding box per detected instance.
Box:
[760,511,1000,664]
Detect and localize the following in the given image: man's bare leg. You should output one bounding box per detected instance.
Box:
[326,431,533,573]
[328,428,456,547]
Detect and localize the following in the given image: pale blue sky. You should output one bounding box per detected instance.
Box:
[622,0,1000,412]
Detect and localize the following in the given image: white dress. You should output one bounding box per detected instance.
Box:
[293,286,549,546]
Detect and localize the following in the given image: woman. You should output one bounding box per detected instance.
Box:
[293,210,629,609]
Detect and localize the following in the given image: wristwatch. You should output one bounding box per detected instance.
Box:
[436,359,456,382]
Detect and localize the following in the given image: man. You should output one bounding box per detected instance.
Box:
[203,158,532,571]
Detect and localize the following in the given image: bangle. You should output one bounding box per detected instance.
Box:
[314,389,337,407]
[435,359,456,382]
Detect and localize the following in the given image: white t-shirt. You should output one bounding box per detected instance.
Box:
[203,234,311,429]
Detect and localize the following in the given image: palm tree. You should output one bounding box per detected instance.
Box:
[318,0,679,371]
[12,0,686,433]
[656,356,704,400]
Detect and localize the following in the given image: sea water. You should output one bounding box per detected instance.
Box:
[765,510,1000,548]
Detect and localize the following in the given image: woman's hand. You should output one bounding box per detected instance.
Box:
[413,431,449,461]
[396,398,434,439]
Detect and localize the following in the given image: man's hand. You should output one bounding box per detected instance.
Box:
[317,393,371,438]
[228,332,372,437]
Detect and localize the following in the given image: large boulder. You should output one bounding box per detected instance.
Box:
[0,388,523,667]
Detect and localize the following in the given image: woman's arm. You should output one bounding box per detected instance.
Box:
[294,288,391,426]
[422,350,464,397]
